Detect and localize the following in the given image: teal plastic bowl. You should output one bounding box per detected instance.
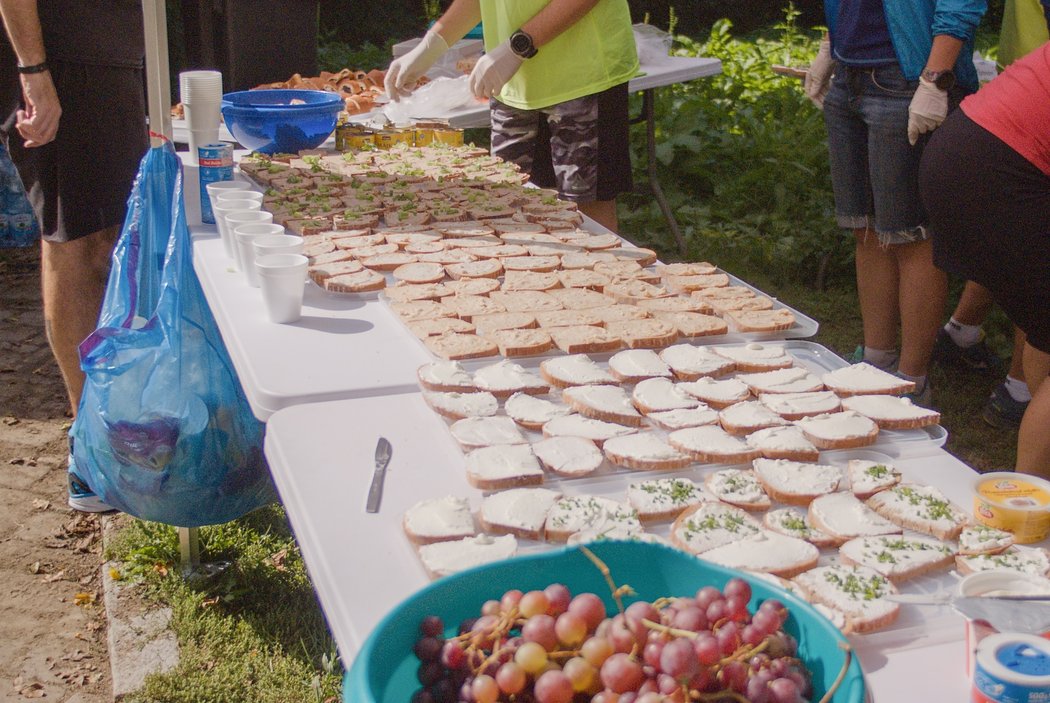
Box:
[345,541,865,702]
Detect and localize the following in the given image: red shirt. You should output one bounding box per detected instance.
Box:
[962,41,1050,176]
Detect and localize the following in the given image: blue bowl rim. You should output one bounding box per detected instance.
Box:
[345,541,866,703]
[221,88,344,110]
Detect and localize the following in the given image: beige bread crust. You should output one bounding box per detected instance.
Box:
[865,484,969,541]
[838,536,955,583]
[807,492,902,545]
[821,363,915,397]
[549,325,622,354]
[840,395,942,430]
[465,467,545,492]
[792,565,900,633]
[423,333,499,361]
[325,268,387,293]
[602,433,693,472]
[563,385,646,427]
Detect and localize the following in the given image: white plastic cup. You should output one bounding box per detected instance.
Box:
[179,70,223,102]
[227,211,275,276]
[212,199,261,260]
[204,180,250,228]
[252,234,304,258]
[234,223,285,287]
[958,571,1050,677]
[215,189,264,205]
[256,253,308,324]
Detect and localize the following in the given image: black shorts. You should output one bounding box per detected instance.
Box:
[489,82,632,202]
[0,53,149,242]
[920,110,1050,354]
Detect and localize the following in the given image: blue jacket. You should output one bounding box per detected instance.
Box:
[825,0,987,89]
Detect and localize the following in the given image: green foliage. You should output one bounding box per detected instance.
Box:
[620,7,848,287]
[317,33,392,73]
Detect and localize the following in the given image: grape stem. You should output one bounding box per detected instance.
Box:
[579,546,635,615]
[690,691,749,702]
[816,641,853,703]
[640,617,698,640]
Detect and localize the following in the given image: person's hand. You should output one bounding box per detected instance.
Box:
[468,41,524,100]
[16,71,61,147]
[384,30,449,102]
[804,38,833,109]
[908,77,948,145]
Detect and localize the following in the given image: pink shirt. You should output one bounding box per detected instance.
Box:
[962,41,1050,176]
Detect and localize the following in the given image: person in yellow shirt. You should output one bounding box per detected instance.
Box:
[386,0,637,232]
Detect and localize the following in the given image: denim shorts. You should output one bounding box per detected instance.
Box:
[823,63,936,245]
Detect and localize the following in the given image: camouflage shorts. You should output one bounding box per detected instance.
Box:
[489,83,631,202]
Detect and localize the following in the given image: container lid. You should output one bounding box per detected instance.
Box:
[975,472,1050,511]
[996,641,1050,676]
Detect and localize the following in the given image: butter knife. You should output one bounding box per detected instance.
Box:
[366,437,392,513]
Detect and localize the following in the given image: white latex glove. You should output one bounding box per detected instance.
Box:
[908,77,949,145]
[468,41,524,100]
[384,30,450,101]
[804,38,833,109]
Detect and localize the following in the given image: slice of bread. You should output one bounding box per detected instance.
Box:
[325,268,387,293]
[423,391,499,420]
[604,280,671,305]
[839,535,955,583]
[531,436,603,477]
[540,355,616,388]
[549,325,622,354]
[559,251,618,269]
[676,377,751,409]
[663,273,731,293]
[534,309,606,329]
[602,432,693,471]
[821,363,914,397]
[604,318,679,349]
[657,262,718,277]
[646,406,720,431]
[544,496,641,543]
[445,259,503,280]
[669,502,762,554]
[958,524,1015,556]
[792,564,900,633]
[704,469,772,511]
[417,360,476,392]
[403,496,476,546]
[659,344,736,381]
[501,255,562,272]
[608,349,672,383]
[556,269,613,292]
[406,317,476,339]
[708,295,775,314]
[807,492,902,543]
[390,300,455,322]
[759,391,841,420]
[488,290,564,313]
[636,297,710,314]
[441,294,508,321]
[593,259,645,279]
[846,459,902,499]
[763,508,839,548]
[840,394,941,430]
[392,261,446,284]
[502,270,562,292]
[546,287,616,310]
[424,333,499,361]
[737,367,824,395]
[308,259,364,286]
[956,546,1050,576]
[563,384,645,427]
[479,487,563,540]
[726,308,796,333]
[504,392,571,430]
[752,458,842,505]
[608,246,658,267]
[482,327,555,357]
[590,305,652,324]
[442,278,502,296]
[463,443,544,490]
[745,426,820,462]
[384,282,447,303]
[541,414,639,446]
[471,311,537,334]
[632,377,703,414]
[866,483,969,541]
[710,343,794,372]
[718,401,792,436]
[627,477,711,522]
[472,360,549,397]
[417,534,518,579]
[667,425,762,464]
[796,411,880,450]
[451,416,529,450]
[702,530,820,578]
[651,311,729,338]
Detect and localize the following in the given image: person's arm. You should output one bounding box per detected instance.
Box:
[923,34,964,74]
[431,0,482,46]
[385,0,481,100]
[0,0,59,147]
[518,0,602,47]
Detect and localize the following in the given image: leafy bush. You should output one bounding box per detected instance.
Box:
[621,8,849,287]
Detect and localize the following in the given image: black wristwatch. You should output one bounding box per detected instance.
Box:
[921,68,956,90]
[16,61,49,75]
[509,29,538,59]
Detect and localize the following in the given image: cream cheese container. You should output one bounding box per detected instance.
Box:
[973,472,1050,544]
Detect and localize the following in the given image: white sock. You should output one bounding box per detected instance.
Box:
[863,347,898,371]
[1004,376,1032,403]
[945,318,982,347]
[897,371,927,392]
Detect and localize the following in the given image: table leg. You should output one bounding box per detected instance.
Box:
[642,89,687,255]
[178,526,200,575]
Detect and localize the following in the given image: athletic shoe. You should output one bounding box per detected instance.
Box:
[849,345,898,372]
[68,454,117,513]
[982,382,1029,429]
[900,377,933,408]
[932,328,1003,374]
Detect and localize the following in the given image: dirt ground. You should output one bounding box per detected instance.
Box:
[0,247,111,702]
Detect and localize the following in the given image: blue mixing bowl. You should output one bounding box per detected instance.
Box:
[221,89,343,154]
[345,541,865,703]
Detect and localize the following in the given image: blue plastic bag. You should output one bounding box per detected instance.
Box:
[0,139,40,247]
[70,140,274,527]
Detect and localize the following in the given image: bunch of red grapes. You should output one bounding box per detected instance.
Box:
[411,577,813,703]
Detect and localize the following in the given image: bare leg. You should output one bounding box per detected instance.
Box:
[950,280,995,327]
[1008,327,1027,382]
[896,239,947,377]
[579,199,618,234]
[1017,342,1050,478]
[854,228,899,352]
[40,226,120,417]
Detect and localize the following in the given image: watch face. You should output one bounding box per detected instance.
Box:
[511,31,534,57]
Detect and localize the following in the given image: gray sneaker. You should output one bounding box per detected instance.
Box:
[67,452,117,514]
[899,376,933,407]
[982,382,1029,429]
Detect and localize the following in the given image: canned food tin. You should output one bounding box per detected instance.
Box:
[430,128,464,146]
[974,472,1050,544]
[198,143,234,224]
[374,129,414,150]
[413,128,435,148]
[972,633,1050,703]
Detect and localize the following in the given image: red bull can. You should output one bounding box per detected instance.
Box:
[198,143,234,224]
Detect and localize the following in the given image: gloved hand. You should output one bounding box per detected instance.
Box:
[384,30,449,101]
[468,41,524,100]
[908,77,949,145]
[804,38,833,109]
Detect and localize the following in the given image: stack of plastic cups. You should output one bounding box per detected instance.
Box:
[234,223,285,287]
[256,254,308,324]
[179,70,223,164]
[212,198,261,260]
